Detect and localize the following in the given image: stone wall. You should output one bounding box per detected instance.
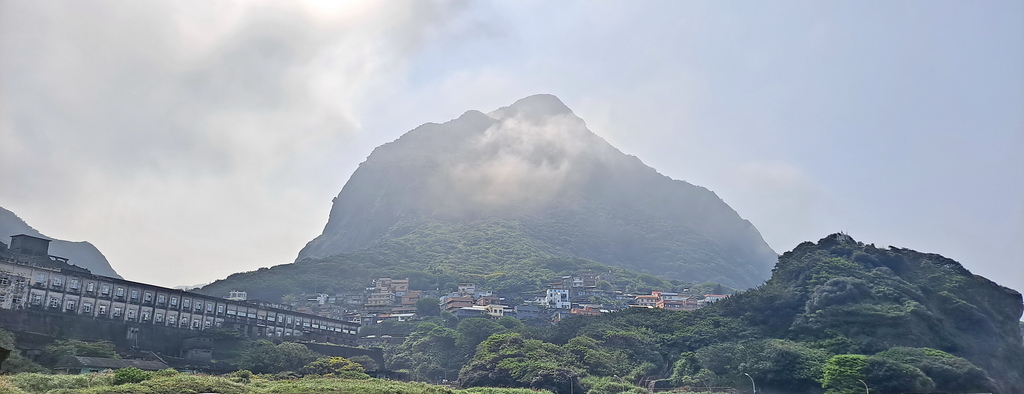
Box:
[0,308,199,356]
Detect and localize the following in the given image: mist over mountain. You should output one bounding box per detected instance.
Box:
[0,206,121,278]
[299,94,777,288]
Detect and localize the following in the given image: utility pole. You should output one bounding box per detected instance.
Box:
[743,373,757,394]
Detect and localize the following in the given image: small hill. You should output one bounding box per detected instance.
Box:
[519,234,1024,393]
[298,94,776,289]
[0,206,120,278]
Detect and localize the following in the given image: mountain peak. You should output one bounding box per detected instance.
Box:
[488,94,573,120]
[298,96,778,288]
[0,206,121,278]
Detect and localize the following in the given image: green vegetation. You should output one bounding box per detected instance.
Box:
[200,234,1020,393]
[112,367,152,385]
[200,218,706,301]
[298,357,366,377]
[37,340,119,368]
[5,235,1020,393]
[235,341,320,375]
[0,329,45,374]
[446,234,1021,393]
[0,371,549,394]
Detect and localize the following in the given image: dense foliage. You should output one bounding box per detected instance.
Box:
[199,219,708,301]
[443,234,1023,393]
[235,341,320,375]
[0,329,45,374]
[37,340,119,368]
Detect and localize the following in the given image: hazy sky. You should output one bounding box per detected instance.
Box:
[1,1,1021,293]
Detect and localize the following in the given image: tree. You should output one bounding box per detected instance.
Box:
[496,316,525,331]
[873,347,992,392]
[236,340,320,374]
[740,339,828,392]
[0,328,45,374]
[113,367,152,385]
[459,333,582,394]
[821,354,868,394]
[388,323,466,381]
[299,356,366,376]
[416,297,441,317]
[348,355,380,371]
[863,357,934,393]
[456,318,507,351]
[38,339,119,367]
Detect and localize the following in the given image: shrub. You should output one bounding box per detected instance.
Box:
[233,369,253,382]
[299,357,365,376]
[4,372,114,392]
[113,367,153,385]
[152,368,179,378]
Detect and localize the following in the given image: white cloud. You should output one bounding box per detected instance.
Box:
[0,0,468,286]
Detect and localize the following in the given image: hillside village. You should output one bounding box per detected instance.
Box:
[256,272,730,335]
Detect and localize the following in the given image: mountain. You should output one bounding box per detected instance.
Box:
[0,206,121,278]
[458,234,1024,393]
[298,94,776,288]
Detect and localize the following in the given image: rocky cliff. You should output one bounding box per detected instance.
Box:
[298,94,776,288]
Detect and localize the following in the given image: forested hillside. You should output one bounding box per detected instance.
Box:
[199,217,701,301]
[443,234,1023,393]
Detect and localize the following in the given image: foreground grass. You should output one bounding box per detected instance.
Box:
[0,373,550,394]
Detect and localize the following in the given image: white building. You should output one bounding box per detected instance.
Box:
[0,234,359,344]
[545,289,570,309]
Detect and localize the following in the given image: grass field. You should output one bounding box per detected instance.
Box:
[0,372,550,394]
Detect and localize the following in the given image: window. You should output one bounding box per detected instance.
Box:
[194,301,202,311]
[112,307,122,317]
[115,287,125,297]
[97,305,107,314]
[101,285,111,295]
[65,300,76,310]
[52,277,62,287]
[49,297,59,308]
[35,273,46,284]
[69,279,79,290]
[206,303,214,313]
[12,295,21,305]
[130,290,139,300]
[155,313,163,323]
[182,299,191,309]
[127,309,136,319]
[142,312,150,321]
[0,276,10,286]
[192,320,200,329]
[170,296,179,306]
[143,292,153,302]
[204,320,212,328]
[83,303,92,313]
[216,305,224,313]
[157,294,166,304]
[86,282,95,292]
